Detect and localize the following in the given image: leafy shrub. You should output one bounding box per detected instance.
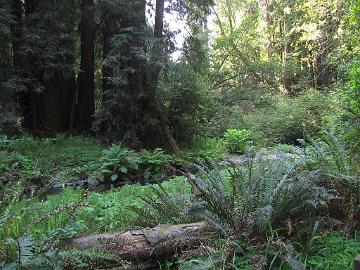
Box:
[223,128,251,154]
[330,60,360,153]
[242,91,332,145]
[100,146,182,182]
[100,144,141,182]
[159,63,216,143]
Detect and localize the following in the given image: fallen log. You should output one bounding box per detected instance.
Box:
[67,222,209,268]
[355,254,360,270]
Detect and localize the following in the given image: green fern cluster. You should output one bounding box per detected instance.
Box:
[100,144,141,182]
[0,174,90,268]
[100,144,181,182]
[130,135,360,268]
[140,148,171,180]
[184,154,319,239]
[137,132,360,244]
[300,131,360,232]
[0,244,129,270]
[128,177,195,227]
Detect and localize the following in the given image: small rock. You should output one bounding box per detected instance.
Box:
[53,183,65,190]
[93,171,106,182]
[86,177,100,187]
[65,182,75,187]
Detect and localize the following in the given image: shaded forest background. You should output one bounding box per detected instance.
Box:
[1,0,360,269]
[0,0,359,152]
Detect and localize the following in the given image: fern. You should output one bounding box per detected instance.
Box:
[17,236,34,266]
[302,130,355,175]
[299,132,360,231]
[129,182,195,226]
[134,146,346,242]
[100,144,141,182]
[140,148,170,180]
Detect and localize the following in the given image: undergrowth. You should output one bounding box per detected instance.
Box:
[2,134,102,176]
[0,175,189,268]
[183,135,226,161]
[139,131,360,269]
[1,132,360,269]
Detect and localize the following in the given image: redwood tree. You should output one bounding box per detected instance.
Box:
[20,0,77,135]
[77,0,95,131]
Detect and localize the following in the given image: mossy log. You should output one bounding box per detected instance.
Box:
[67,222,208,268]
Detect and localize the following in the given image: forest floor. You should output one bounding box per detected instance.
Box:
[1,135,360,269]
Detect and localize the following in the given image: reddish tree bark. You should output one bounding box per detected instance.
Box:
[77,0,95,131]
[154,0,165,38]
[21,0,76,135]
[102,13,116,101]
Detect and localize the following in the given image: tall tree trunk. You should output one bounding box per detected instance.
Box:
[154,0,164,38]
[43,0,76,135]
[10,0,26,128]
[10,0,22,69]
[144,0,180,154]
[77,0,95,131]
[124,0,148,145]
[23,0,42,133]
[265,0,273,59]
[282,17,293,95]
[316,29,332,89]
[23,0,76,135]
[102,14,114,101]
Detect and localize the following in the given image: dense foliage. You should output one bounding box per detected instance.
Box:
[1,0,360,269]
